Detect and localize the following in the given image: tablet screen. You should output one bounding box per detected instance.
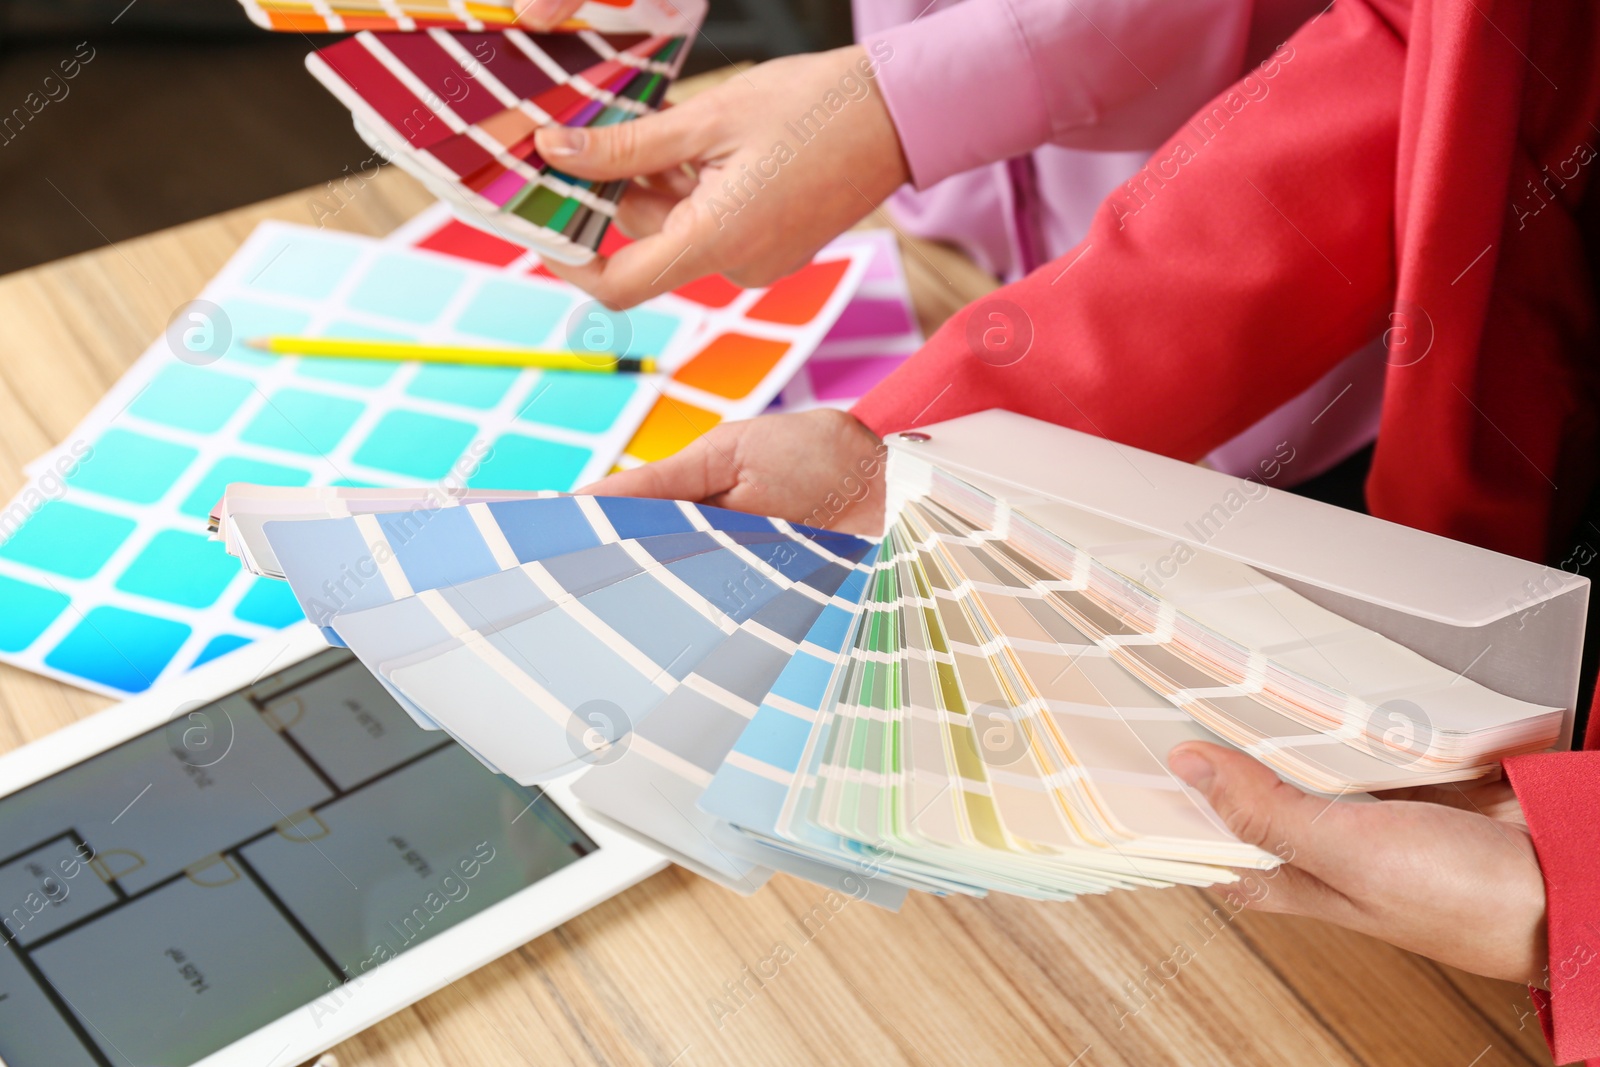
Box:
[0,649,597,1067]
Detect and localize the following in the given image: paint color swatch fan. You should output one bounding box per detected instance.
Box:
[239,0,704,262]
[211,412,1583,902]
[239,0,701,33]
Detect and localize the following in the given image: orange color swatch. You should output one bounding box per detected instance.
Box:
[624,396,722,462]
[673,333,790,399]
[745,259,850,325]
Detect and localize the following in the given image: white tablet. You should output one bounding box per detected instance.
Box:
[0,625,666,1067]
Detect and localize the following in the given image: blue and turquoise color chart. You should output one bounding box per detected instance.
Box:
[0,222,705,696]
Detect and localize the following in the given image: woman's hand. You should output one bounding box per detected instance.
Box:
[533,45,911,308]
[581,409,888,534]
[1168,742,1549,987]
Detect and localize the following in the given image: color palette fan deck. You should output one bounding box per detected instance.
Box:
[212,417,1565,903]
[240,0,704,260]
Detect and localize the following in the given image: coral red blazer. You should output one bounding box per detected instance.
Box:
[852,0,1600,1059]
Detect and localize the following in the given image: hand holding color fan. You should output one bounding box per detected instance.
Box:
[210,415,1570,904]
[239,0,703,262]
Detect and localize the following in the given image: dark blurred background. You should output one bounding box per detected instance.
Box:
[0,0,851,275]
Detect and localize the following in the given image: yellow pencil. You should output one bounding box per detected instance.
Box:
[246,336,657,374]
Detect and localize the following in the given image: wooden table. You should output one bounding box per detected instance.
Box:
[0,147,1553,1067]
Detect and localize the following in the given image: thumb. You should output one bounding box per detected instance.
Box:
[535,106,714,182]
[1168,741,1337,864]
[579,424,743,501]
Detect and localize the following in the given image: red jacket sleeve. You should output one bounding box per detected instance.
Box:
[1504,746,1600,1065]
[851,0,1403,461]
[850,0,1597,1058]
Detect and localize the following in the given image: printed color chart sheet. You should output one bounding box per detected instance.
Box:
[0,222,705,696]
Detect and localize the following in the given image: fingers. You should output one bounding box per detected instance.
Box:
[543,202,718,308]
[612,168,699,239]
[724,246,818,291]
[642,165,700,201]
[1167,742,1349,876]
[512,0,585,29]
[1170,743,1376,926]
[579,423,744,501]
[579,463,684,499]
[614,183,685,240]
[1211,863,1354,921]
[1372,779,1525,823]
[535,103,719,183]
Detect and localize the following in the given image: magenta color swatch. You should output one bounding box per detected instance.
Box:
[805,355,909,401]
[821,298,915,342]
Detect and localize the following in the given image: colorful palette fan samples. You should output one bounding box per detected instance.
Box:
[240,0,705,34]
[211,417,1565,903]
[240,0,703,261]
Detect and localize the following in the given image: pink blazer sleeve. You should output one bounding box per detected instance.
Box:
[862,0,1266,188]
